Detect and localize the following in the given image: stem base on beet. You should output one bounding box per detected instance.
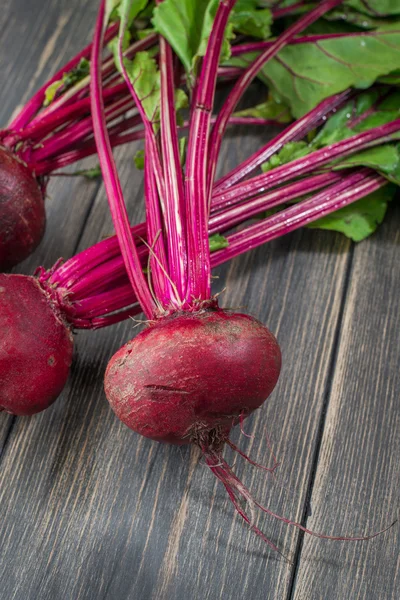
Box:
[0,147,46,270]
[0,274,73,415]
[104,308,281,444]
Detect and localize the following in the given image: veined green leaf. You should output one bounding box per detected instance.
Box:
[308,184,397,241]
[261,88,400,181]
[227,31,400,118]
[230,0,272,39]
[345,0,400,17]
[152,0,271,78]
[334,145,400,173]
[152,0,229,75]
[125,51,161,122]
[234,94,291,123]
[327,7,399,29]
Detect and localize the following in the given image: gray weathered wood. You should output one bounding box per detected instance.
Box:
[0,0,106,451]
[292,202,400,600]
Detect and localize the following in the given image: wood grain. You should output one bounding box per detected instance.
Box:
[0,0,105,451]
[291,201,400,600]
[0,2,399,600]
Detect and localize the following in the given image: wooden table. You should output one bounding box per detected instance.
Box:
[0,2,399,598]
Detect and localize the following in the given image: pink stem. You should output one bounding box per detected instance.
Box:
[8,22,120,131]
[231,30,400,57]
[15,82,129,144]
[214,90,352,193]
[272,1,312,19]
[22,33,157,134]
[184,0,237,302]
[158,24,187,305]
[209,171,342,234]
[90,0,155,319]
[48,170,356,325]
[212,118,400,209]
[143,141,172,307]
[31,95,135,163]
[207,0,346,195]
[212,171,385,263]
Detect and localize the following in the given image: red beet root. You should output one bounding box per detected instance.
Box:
[104,309,281,445]
[0,273,73,415]
[0,147,45,270]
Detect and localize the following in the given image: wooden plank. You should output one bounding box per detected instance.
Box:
[292,202,400,600]
[0,1,105,450]
[0,110,354,598]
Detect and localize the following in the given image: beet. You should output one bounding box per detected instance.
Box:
[0,147,45,270]
[0,273,73,415]
[104,309,281,445]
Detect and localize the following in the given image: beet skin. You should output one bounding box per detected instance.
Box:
[0,147,45,270]
[104,309,281,445]
[0,274,73,415]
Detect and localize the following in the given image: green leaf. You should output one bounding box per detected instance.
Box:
[134,149,145,170]
[152,0,272,78]
[209,233,229,252]
[345,0,400,17]
[308,184,397,241]
[378,69,400,84]
[43,81,63,106]
[175,88,189,126]
[334,144,400,173]
[327,7,398,29]
[230,0,272,40]
[261,141,310,172]
[179,137,187,166]
[152,0,230,76]
[227,31,400,118]
[43,58,90,106]
[124,51,161,122]
[269,0,314,11]
[118,0,149,25]
[60,165,102,179]
[234,94,292,123]
[108,0,149,25]
[79,165,102,179]
[261,89,400,180]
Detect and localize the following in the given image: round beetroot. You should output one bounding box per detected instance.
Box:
[104,309,281,445]
[0,147,45,270]
[0,274,73,415]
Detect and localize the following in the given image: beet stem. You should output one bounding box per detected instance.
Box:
[207,0,346,195]
[47,171,380,326]
[157,13,187,306]
[231,30,400,57]
[213,119,400,208]
[8,22,119,131]
[214,90,352,193]
[184,0,237,302]
[90,0,155,319]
